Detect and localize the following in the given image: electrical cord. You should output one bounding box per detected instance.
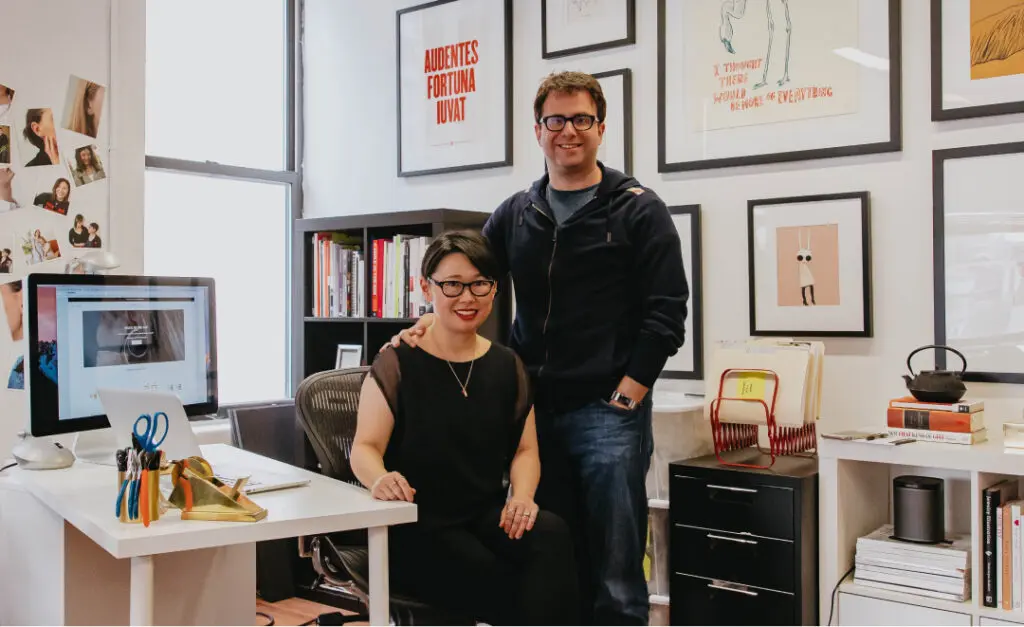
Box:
[827,565,856,626]
[0,462,16,473]
[255,610,275,626]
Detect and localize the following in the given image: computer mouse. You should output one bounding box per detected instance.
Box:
[12,437,76,470]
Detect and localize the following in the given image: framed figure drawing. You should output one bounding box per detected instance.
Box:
[658,0,902,171]
[931,0,1024,120]
[934,142,1024,383]
[396,0,513,177]
[542,0,636,59]
[662,205,703,380]
[592,68,633,175]
[748,192,872,337]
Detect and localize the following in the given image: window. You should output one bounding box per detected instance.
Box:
[145,0,299,408]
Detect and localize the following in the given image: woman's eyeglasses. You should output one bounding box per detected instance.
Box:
[429,278,496,298]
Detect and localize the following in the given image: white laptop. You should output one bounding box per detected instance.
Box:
[98,388,310,494]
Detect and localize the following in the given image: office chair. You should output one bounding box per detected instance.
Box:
[294,367,472,625]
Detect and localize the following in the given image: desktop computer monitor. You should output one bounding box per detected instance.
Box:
[24,273,217,438]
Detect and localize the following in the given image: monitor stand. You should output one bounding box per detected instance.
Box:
[72,428,120,466]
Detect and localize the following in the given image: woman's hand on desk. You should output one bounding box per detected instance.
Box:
[370,471,416,502]
[500,496,539,540]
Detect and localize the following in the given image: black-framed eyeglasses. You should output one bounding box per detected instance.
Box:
[539,114,598,132]
[429,278,496,298]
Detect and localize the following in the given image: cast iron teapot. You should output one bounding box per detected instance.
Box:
[903,344,967,404]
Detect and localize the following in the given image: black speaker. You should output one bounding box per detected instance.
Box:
[893,475,945,544]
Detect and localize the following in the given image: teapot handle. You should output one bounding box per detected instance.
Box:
[907,344,968,376]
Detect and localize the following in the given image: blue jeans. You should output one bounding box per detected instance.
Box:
[535,396,654,625]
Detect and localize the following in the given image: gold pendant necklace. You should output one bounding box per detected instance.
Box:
[446,358,474,397]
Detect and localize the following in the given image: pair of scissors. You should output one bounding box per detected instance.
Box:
[133,412,168,453]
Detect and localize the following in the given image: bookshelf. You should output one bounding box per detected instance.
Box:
[819,432,1024,625]
[291,209,511,389]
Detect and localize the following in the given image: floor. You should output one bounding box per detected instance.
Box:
[256,597,362,626]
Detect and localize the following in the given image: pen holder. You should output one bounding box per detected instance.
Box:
[117,467,161,524]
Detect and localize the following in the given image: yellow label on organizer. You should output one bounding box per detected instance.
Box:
[735,372,767,400]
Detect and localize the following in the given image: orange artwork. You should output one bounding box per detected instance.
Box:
[775,224,840,307]
[971,0,1024,80]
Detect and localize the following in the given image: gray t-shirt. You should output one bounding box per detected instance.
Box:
[546,182,599,225]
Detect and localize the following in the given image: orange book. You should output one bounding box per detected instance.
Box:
[886,407,985,433]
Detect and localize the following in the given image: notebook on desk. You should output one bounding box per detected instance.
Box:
[98,388,311,494]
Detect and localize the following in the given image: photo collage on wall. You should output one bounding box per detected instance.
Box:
[0,72,109,389]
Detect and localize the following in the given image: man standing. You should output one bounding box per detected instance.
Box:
[394,71,688,624]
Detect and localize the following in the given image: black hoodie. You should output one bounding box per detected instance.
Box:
[482,163,689,414]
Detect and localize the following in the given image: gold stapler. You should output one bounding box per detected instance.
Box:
[167,456,268,522]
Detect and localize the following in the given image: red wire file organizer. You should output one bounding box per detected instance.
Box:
[708,367,817,470]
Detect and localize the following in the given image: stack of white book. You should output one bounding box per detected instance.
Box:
[854,523,971,602]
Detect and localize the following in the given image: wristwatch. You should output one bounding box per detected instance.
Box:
[609,391,638,410]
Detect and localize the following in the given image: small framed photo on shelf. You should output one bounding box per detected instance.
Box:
[931,0,1024,120]
[747,192,872,337]
[592,68,633,175]
[658,0,902,171]
[662,205,703,380]
[396,0,513,177]
[335,344,363,370]
[933,141,1024,383]
[542,0,636,59]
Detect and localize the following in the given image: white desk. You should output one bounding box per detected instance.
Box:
[0,443,417,626]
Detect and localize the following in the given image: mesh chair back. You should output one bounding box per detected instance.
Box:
[294,367,369,485]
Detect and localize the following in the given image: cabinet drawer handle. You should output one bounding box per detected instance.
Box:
[707,483,757,494]
[708,581,758,597]
[707,532,758,545]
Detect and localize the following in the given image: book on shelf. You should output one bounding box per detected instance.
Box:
[888,395,983,414]
[369,234,431,319]
[311,232,364,318]
[983,480,1019,608]
[885,427,987,445]
[886,407,985,433]
[854,523,971,602]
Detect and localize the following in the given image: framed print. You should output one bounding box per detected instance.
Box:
[335,344,363,369]
[542,0,636,59]
[931,0,1024,120]
[396,0,513,177]
[658,0,902,172]
[593,68,633,175]
[934,141,1024,383]
[748,192,872,337]
[662,205,704,379]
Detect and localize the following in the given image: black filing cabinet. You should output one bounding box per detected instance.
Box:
[669,450,818,626]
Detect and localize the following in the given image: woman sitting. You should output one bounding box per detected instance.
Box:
[350,230,578,625]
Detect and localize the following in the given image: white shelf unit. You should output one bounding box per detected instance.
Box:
[820,433,1024,626]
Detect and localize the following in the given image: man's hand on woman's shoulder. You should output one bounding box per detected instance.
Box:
[379,312,436,353]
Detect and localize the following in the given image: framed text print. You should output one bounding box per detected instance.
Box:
[396,0,513,177]
[542,0,635,59]
[931,0,1024,120]
[658,0,902,172]
[592,68,633,175]
[934,142,1024,383]
[748,192,872,337]
[662,205,704,380]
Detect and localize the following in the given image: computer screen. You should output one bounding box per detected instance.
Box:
[25,273,217,437]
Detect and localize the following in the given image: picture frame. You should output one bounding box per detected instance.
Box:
[542,0,636,59]
[930,0,1024,121]
[335,344,363,370]
[933,141,1024,383]
[592,68,633,175]
[396,0,513,177]
[747,192,872,337]
[657,0,902,172]
[662,205,703,380]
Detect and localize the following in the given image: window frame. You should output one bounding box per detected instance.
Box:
[143,0,303,417]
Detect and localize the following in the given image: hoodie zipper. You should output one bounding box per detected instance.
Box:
[532,203,557,377]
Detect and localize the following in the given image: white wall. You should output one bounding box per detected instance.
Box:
[303,0,1024,432]
[0,0,145,457]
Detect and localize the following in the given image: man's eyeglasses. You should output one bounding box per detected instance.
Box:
[539,114,599,132]
[429,278,496,298]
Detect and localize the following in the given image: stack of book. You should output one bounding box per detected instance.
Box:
[982,479,1024,610]
[854,523,970,602]
[886,396,987,444]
